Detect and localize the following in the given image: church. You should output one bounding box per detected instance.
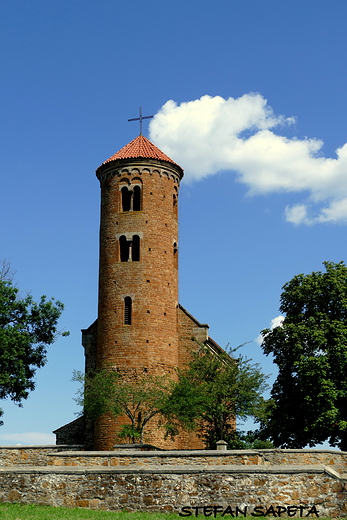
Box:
[54,133,224,450]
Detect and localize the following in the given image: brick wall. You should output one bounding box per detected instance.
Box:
[96,159,182,374]
[94,158,182,450]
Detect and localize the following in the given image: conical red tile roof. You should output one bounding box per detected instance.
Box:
[98,135,180,168]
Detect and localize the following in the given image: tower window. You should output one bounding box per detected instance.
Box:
[132,235,140,261]
[120,235,130,262]
[121,187,132,212]
[119,235,140,262]
[121,185,142,212]
[173,191,178,219]
[124,297,132,325]
[133,185,141,211]
[173,242,178,269]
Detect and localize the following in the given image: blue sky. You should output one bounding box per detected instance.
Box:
[1,0,347,445]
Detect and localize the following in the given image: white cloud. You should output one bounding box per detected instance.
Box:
[255,315,284,345]
[316,197,347,223]
[0,432,56,445]
[149,94,347,225]
[269,315,285,329]
[285,204,310,225]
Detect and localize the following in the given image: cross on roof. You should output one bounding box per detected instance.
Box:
[128,107,153,135]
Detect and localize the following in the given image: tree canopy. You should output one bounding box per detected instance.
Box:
[74,369,173,443]
[0,267,66,423]
[74,345,268,448]
[164,344,268,448]
[260,261,347,450]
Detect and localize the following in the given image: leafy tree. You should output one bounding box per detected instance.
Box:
[73,369,173,443]
[0,265,67,424]
[237,430,275,449]
[163,344,268,449]
[260,261,347,450]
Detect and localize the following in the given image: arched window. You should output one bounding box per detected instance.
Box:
[121,186,132,212]
[124,297,132,325]
[119,235,130,262]
[132,235,140,261]
[133,185,141,211]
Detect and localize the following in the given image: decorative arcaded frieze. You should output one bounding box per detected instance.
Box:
[98,163,181,185]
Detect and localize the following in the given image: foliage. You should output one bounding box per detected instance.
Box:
[163,344,268,449]
[260,261,347,450]
[0,263,67,424]
[236,430,275,449]
[73,369,174,443]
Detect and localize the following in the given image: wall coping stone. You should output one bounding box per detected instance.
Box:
[0,463,346,479]
[0,445,83,450]
[48,448,347,457]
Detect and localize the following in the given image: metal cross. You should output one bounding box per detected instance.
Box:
[128,107,153,135]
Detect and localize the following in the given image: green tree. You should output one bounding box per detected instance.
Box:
[260,261,347,450]
[164,344,268,449]
[236,430,275,449]
[73,369,173,443]
[0,265,67,424]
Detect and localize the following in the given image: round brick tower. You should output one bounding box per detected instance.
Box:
[94,135,184,449]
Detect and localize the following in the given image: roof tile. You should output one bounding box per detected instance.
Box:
[99,135,179,168]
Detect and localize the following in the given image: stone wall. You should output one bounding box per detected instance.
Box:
[0,464,346,516]
[0,447,346,516]
[45,448,347,474]
[0,445,83,467]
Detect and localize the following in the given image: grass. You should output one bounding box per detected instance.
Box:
[0,504,339,520]
[0,504,180,520]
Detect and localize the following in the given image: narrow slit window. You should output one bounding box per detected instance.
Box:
[173,192,178,219]
[173,242,178,269]
[133,185,141,211]
[132,235,140,261]
[124,297,132,325]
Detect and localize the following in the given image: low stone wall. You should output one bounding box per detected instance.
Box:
[0,464,346,516]
[47,449,347,474]
[0,445,83,467]
[0,447,346,516]
[2,446,347,473]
